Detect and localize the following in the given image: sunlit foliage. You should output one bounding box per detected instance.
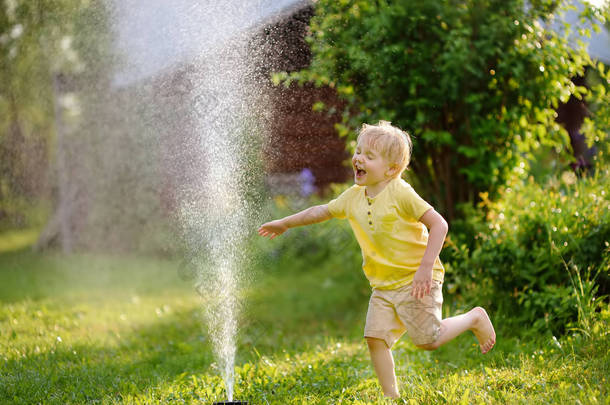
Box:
[278,0,610,219]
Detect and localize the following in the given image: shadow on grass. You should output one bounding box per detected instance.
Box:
[1,306,216,404]
[2,308,376,403]
[0,249,542,403]
[1,285,372,404]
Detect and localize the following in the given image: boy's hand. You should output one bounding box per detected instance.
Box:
[258,219,288,239]
[411,268,433,300]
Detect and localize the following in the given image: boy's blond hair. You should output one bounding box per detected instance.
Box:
[357,120,412,178]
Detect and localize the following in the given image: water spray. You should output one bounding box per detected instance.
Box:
[115,1,288,401]
[177,29,268,405]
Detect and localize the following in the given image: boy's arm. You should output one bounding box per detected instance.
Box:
[412,208,448,300]
[258,204,333,239]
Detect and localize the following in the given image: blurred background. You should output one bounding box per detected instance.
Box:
[0,0,608,252]
[1,0,609,402]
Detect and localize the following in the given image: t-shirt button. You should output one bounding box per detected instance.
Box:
[368,221,372,225]
[367,211,371,215]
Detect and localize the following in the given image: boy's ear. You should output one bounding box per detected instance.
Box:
[386,164,399,178]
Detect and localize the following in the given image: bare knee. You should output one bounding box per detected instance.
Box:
[366,337,388,350]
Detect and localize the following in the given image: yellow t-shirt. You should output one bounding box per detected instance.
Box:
[327,177,444,290]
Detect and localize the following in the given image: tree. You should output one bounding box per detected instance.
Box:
[0,1,114,251]
[0,1,56,229]
[278,0,609,220]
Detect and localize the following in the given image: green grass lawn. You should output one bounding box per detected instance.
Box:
[0,249,608,404]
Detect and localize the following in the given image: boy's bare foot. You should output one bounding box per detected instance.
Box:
[470,307,496,354]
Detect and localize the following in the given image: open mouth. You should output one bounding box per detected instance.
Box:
[355,168,366,178]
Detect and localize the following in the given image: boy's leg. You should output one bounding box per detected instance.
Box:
[364,288,407,398]
[417,307,496,353]
[366,337,399,398]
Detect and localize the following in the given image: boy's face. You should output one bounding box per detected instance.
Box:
[352,137,394,187]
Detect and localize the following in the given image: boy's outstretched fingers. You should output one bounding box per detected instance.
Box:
[258,225,280,239]
[258,227,272,238]
[471,307,496,354]
[258,220,287,239]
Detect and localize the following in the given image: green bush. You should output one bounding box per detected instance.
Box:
[443,167,610,335]
[278,0,609,218]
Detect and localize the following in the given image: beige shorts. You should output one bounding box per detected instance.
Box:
[364,280,443,348]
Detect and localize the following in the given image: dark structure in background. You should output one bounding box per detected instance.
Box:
[556,73,597,173]
[152,3,349,203]
[249,5,351,193]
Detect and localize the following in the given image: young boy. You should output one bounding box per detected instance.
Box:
[258,121,496,398]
